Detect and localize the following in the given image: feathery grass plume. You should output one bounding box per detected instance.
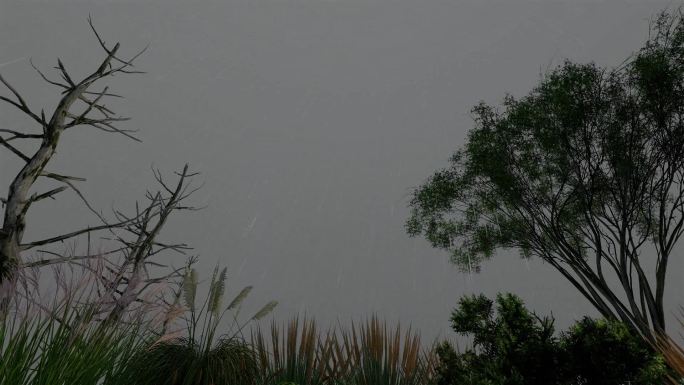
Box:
[252,301,278,321]
[182,268,198,312]
[228,286,253,310]
[133,266,275,385]
[208,267,227,314]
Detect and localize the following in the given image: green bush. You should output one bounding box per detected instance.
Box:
[436,293,560,385]
[435,293,669,385]
[560,317,668,385]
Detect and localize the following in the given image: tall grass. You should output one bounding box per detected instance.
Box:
[0,262,437,385]
[252,316,437,385]
[252,318,340,385]
[344,317,434,385]
[0,300,152,385]
[1,304,436,385]
[130,266,277,385]
[0,260,167,385]
[656,336,684,385]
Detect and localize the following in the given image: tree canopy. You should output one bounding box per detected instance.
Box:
[407,10,684,340]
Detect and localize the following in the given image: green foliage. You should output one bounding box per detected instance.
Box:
[436,293,559,385]
[435,293,669,385]
[406,8,684,337]
[130,336,259,385]
[560,317,669,385]
[0,267,436,385]
[0,303,151,385]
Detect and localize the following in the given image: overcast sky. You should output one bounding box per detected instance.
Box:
[0,0,681,342]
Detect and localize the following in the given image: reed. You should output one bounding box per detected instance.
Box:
[0,260,435,385]
[251,316,437,385]
[652,309,684,385]
[342,317,436,385]
[130,266,275,385]
[655,336,684,385]
[252,317,340,385]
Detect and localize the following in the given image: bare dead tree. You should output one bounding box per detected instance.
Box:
[0,19,199,319]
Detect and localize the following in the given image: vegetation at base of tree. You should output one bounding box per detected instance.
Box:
[436,293,559,385]
[434,293,671,385]
[560,317,668,385]
[653,315,684,385]
[407,9,684,340]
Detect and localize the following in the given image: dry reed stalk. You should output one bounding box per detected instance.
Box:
[651,310,684,385]
[253,316,436,385]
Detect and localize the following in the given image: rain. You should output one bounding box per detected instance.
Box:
[0,0,680,350]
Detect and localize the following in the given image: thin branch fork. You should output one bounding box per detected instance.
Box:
[102,165,199,323]
[1,21,200,331]
[0,22,146,282]
[0,129,43,141]
[0,136,30,162]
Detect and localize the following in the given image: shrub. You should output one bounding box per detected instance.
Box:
[435,293,669,385]
[560,317,668,385]
[435,293,560,385]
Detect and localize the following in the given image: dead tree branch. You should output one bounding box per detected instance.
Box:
[0,20,199,321]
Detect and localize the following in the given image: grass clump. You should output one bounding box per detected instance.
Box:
[252,316,437,385]
[344,317,434,385]
[0,301,151,385]
[130,265,277,385]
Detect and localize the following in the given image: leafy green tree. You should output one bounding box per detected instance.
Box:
[407,10,684,340]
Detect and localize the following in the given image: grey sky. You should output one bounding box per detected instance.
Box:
[0,0,680,342]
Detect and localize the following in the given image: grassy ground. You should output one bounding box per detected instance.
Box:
[0,311,437,385]
[0,266,437,385]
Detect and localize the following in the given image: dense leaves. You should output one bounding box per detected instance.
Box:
[435,293,669,385]
[436,294,560,385]
[560,318,668,385]
[407,10,684,338]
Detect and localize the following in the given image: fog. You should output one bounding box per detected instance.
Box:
[0,0,679,342]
